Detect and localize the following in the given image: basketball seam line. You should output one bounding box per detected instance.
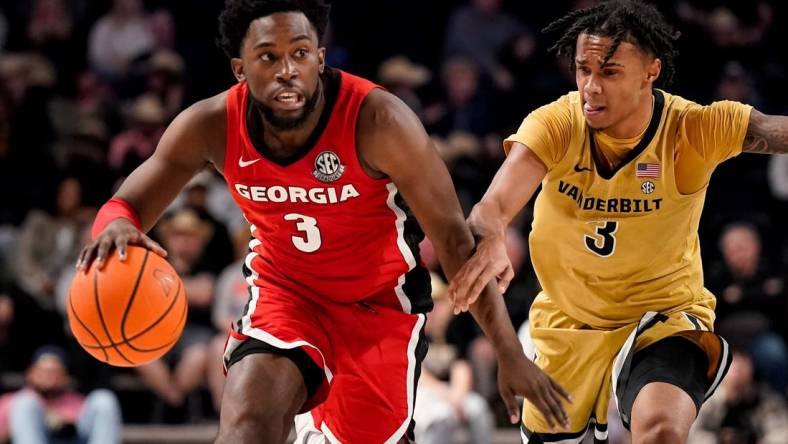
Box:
[119,249,150,349]
[68,288,109,361]
[119,264,184,352]
[94,252,143,365]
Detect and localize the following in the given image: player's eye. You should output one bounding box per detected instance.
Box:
[295,48,308,58]
[578,66,591,75]
[261,52,276,62]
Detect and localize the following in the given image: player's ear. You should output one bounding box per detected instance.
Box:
[231,58,245,82]
[318,47,326,74]
[646,57,661,84]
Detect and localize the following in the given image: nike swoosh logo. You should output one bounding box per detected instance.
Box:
[574,165,592,172]
[239,157,260,168]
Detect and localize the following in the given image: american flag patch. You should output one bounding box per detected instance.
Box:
[636,163,660,178]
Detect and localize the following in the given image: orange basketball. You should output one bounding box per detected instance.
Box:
[67,246,187,367]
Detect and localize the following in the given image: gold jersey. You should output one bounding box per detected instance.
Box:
[504,90,752,329]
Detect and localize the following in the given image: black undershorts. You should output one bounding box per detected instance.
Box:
[226,337,324,402]
[618,335,709,429]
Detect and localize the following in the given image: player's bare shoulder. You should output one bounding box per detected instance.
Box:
[356,88,427,178]
[357,88,418,134]
[161,91,230,173]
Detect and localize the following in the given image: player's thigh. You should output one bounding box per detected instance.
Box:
[218,351,308,441]
[630,382,696,444]
[625,336,707,442]
[220,284,332,442]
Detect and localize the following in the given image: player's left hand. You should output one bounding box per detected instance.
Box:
[497,352,572,430]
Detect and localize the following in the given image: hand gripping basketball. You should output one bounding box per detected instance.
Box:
[77,218,167,272]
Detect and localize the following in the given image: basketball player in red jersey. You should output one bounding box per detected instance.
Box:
[76,1,571,442]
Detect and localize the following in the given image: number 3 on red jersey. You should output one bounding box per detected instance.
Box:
[284,213,322,253]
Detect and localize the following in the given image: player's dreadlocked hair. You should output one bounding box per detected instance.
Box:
[217,0,331,59]
[543,0,679,86]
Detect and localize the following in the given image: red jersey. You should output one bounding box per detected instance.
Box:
[223,68,431,314]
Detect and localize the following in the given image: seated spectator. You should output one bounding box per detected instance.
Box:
[87,0,153,80]
[46,69,117,170]
[26,0,80,88]
[424,57,491,139]
[707,222,788,393]
[107,93,166,175]
[147,50,185,120]
[377,55,431,118]
[124,9,180,104]
[73,69,118,130]
[12,176,92,308]
[50,114,109,168]
[689,351,788,444]
[27,0,72,47]
[413,274,493,444]
[0,345,121,444]
[444,0,533,92]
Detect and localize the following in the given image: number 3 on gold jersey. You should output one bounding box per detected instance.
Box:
[585,221,618,257]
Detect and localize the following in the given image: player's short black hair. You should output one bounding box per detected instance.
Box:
[543,0,679,86]
[217,0,331,58]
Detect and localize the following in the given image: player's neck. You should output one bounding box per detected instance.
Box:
[600,93,654,140]
[260,80,326,154]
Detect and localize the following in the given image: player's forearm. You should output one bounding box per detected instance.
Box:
[742,110,788,154]
[469,143,546,239]
[434,231,519,350]
[432,219,522,354]
[114,157,206,232]
[467,283,523,357]
[432,210,482,273]
[468,200,509,242]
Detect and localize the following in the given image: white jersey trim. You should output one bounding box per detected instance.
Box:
[384,313,425,444]
[385,183,416,314]
[244,225,261,286]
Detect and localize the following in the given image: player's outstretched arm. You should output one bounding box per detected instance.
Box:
[448,142,546,311]
[357,90,570,428]
[77,97,224,270]
[742,110,788,154]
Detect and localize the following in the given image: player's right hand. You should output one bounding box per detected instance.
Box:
[76,219,167,272]
[448,235,514,314]
[497,351,572,430]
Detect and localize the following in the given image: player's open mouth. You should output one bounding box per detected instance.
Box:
[274,91,305,110]
[584,103,606,116]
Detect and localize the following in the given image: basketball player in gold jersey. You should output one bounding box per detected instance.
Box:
[448,1,788,443]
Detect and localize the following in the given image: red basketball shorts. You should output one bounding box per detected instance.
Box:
[223,283,427,443]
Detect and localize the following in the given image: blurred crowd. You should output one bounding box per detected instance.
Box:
[1,0,788,442]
